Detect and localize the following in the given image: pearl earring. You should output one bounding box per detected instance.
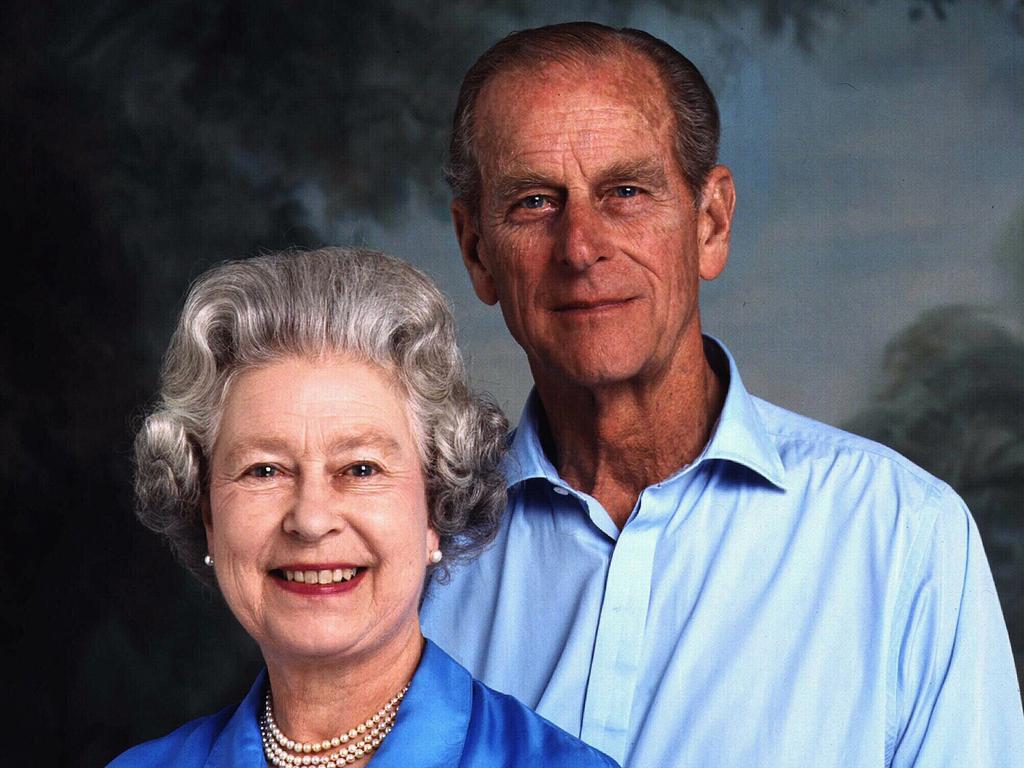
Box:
[429,549,443,564]
[203,554,214,567]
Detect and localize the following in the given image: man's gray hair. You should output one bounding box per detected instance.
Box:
[445,21,721,213]
[134,247,508,588]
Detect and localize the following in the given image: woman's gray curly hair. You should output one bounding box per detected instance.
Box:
[134,247,508,589]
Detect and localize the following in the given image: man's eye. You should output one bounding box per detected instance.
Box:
[612,186,640,198]
[345,463,378,478]
[246,465,278,479]
[519,195,547,210]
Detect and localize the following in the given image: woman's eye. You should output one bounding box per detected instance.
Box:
[346,463,378,478]
[246,465,278,479]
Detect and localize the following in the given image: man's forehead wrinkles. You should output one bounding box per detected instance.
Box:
[488,140,666,186]
[490,104,665,141]
[478,102,673,173]
[487,119,661,162]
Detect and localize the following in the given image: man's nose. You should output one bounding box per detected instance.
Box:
[283,475,344,542]
[555,198,608,272]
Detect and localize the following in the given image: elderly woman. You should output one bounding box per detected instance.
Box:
[111,248,616,768]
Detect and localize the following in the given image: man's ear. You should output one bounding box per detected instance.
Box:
[452,199,499,306]
[696,165,736,281]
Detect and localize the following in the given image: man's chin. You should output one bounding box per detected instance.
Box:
[532,353,653,393]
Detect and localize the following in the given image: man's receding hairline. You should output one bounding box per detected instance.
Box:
[474,41,668,113]
[469,44,682,179]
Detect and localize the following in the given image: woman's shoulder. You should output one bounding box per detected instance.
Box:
[466,679,620,767]
[106,705,234,768]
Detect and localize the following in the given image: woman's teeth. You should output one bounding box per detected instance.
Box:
[284,568,358,584]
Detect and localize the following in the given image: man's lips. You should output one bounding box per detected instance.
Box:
[552,297,636,312]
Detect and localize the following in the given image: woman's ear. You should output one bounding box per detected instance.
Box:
[201,494,213,537]
[426,526,442,562]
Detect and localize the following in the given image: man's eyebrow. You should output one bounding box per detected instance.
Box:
[489,159,669,203]
[491,169,560,203]
[594,159,668,189]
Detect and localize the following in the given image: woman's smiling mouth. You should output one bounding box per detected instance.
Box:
[271,565,367,593]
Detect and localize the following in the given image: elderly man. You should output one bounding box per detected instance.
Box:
[420,21,1023,768]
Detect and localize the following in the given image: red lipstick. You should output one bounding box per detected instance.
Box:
[271,564,366,596]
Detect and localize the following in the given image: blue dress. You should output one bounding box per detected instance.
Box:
[108,639,618,767]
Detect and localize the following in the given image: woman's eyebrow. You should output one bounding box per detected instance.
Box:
[326,428,404,456]
[217,438,291,466]
[218,429,404,464]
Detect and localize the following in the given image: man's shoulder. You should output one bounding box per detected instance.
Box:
[465,678,619,767]
[753,397,950,493]
[106,705,234,767]
[749,395,963,516]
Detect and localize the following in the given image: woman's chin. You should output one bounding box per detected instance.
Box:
[249,595,420,669]
[259,619,374,665]
[234,594,367,665]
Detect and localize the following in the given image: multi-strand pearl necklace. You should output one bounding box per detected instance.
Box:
[258,685,408,767]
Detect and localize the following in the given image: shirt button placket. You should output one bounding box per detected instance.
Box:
[580,498,659,766]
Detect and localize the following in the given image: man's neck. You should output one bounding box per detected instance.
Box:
[532,338,725,529]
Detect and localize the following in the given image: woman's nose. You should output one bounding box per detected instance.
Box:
[282,475,343,542]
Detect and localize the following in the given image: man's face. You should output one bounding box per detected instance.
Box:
[454,53,732,390]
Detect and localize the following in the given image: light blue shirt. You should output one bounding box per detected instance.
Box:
[108,639,618,767]
[421,339,1024,767]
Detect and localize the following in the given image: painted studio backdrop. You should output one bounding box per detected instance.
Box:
[4,1,1022,764]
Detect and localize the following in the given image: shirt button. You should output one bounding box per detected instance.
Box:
[552,485,569,496]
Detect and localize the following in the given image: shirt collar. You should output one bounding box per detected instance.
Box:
[504,336,786,490]
[369,639,472,767]
[203,669,266,768]
[699,337,787,488]
[504,388,563,488]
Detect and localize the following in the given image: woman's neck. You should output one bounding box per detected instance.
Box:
[261,623,424,750]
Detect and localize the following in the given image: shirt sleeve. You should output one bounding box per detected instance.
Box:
[888,484,1024,767]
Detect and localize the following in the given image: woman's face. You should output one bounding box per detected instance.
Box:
[205,355,438,666]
